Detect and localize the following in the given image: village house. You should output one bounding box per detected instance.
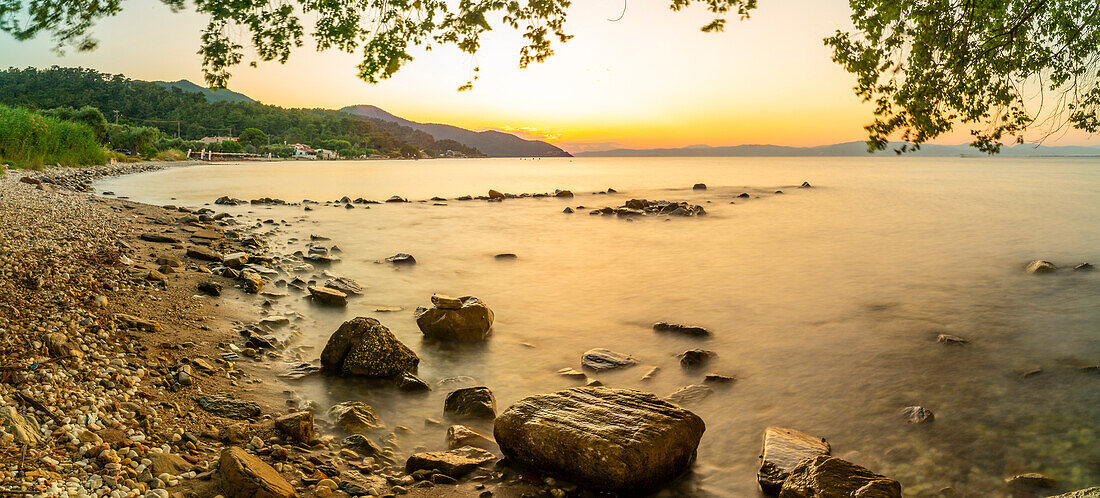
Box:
[198,136,237,144]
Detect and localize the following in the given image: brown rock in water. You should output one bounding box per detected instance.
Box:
[447,424,496,451]
[678,348,717,368]
[493,387,705,493]
[488,189,505,199]
[1049,487,1100,497]
[329,401,385,433]
[324,276,363,295]
[274,411,314,443]
[1006,473,1057,489]
[555,189,574,198]
[219,446,297,498]
[186,246,223,262]
[900,406,935,424]
[308,285,346,306]
[666,384,713,405]
[405,446,497,478]
[1026,260,1057,273]
[779,455,901,498]
[936,334,969,345]
[757,427,831,495]
[444,387,497,420]
[415,296,494,341]
[692,183,707,190]
[320,317,419,377]
[581,348,637,371]
[653,321,711,337]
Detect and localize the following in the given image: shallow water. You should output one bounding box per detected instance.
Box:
[97,156,1100,497]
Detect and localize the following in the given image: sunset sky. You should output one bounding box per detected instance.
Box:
[1,0,1094,153]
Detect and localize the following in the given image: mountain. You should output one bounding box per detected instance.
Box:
[342,105,571,157]
[577,141,1100,157]
[153,79,255,104]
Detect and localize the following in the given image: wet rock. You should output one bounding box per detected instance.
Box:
[692,183,707,190]
[653,322,711,337]
[386,195,408,203]
[625,199,649,209]
[190,228,222,240]
[395,372,431,392]
[330,401,385,433]
[194,394,262,420]
[488,189,505,199]
[343,434,384,457]
[1074,262,1094,271]
[274,411,314,443]
[563,207,574,213]
[666,384,713,405]
[320,317,420,377]
[197,281,222,296]
[558,368,587,379]
[447,425,496,451]
[757,427,831,494]
[386,253,416,264]
[936,334,969,345]
[737,192,751,198]
[1026,260,1057,273]
[800,181,812,188]
[415,295,494,341]
[140,233,180,243]
[1005,473,1056,489]
[405,446,497,478]
[222,252,250,268]
[444,387,497,420]
[555,189,574,198]
[308,285,347,306]
[493,387,705,492]
[494,253,517,259]
[704,373,736,384]
[278,362,321,380]
[325,276,363,295]
[581,348,637,371]
[779,455,901,497]
[186,246,223,262]
[678,349,717,368]
[219,446,297,498]
[240,269,264,294]
[1050,487,1100,497]
[900,406,934,424]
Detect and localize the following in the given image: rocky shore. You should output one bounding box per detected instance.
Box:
[2,164,1097,498]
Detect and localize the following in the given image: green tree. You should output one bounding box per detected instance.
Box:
[220,140,244,153]
[238,127,268,147]
[106,124,158,153]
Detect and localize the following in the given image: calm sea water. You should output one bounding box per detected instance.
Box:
[97,157,1100,497]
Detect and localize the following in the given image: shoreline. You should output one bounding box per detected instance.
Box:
[0,164,540,497]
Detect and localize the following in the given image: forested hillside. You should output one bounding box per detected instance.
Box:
[0,67,484,158]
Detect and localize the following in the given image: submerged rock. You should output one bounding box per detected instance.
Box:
[415,295,494,341]
[1074,262,1094,271]
[493,387,705,492]
[329,401,385,433]
[386,253,416,264]
[488,189,505,199]
[1006,473,1057,489]
[1026,260,1057,273]
[405,446,497,478]
[758,427,831,495]
[679,348,717,368]
[900,406,935,424]
[444,387,497,420]
[447,424,496,451]
[692,183,707,190]
[666,384,713,405]
[653,322,711,337]
[320,317,420,377]
[324,276,363,295]
[395,372,431,392]
[219,446,296,498]
[779,455,901,497]
[581,348,637,371]
[936,333,969,345]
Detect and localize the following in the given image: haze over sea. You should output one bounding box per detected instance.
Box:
[98,155,1100,496]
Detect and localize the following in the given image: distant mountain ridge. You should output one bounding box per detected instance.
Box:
[342,104,571,158]
[578,141,1100,157]
[152,80,255,104]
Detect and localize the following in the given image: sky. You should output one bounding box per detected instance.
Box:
[0,0,1094,153]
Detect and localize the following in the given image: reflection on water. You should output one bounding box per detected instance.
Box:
[98,157,1100,496]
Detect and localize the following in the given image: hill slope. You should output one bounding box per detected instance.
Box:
[152,80,256,104]
[577,141,1100,157]
[342,105,571,157]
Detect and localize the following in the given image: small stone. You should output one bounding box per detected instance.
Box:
[900,406,934,424]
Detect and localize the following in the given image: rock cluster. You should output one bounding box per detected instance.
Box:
[589,198,707,217]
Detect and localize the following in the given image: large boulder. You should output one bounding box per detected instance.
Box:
[493,387,705,492]
[779,455,901,498]
[757,427,831,495]
[415,295,494,341]
[320,317,419,377]
[219,446,297,498]
[444,387,497,420]
[405,446,497,478]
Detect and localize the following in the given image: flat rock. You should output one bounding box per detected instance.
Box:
[653,322,711,337]
[581,348,637,371]
[219,446,297,498]
[308,285,347,306]
[415,296,494,341]
[1050,488,1100,497]
[405,446,497,478]
[447,425,496,451]
[386,253,416,264]
[779,455,901,497]
[190,229,222,240]
[186,246,223,262]
[194,394,262,420]
[758,427,831,494]
[493,387,705,492]
[444,387,497,420]
[324,277,363,295]
[666,384,713,405]
[330,401,385,433]
[140,233,180,243]
[430,293,463,310]
[0,406,45,447]
[1006,473,1057,488]
[936,334,969,345]
[320,317,419,377]
[679,348,717,368]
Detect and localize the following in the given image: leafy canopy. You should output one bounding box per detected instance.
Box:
[0,0,1096,152]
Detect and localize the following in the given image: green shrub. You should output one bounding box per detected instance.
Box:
[0,105,109,168]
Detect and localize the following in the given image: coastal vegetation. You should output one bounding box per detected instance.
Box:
[0,105,108,168]
[0,67,485,159]
[2,1,1092,153]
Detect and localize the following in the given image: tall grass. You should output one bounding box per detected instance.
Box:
[0,105,108,169]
